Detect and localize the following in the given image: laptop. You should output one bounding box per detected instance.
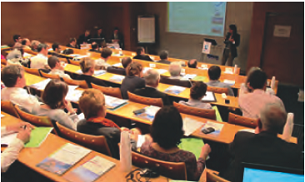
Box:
[242,162,304,182]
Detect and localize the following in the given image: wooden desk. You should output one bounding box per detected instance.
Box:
[1,111,169,182]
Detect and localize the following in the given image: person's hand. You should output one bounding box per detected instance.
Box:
[200,144,211,159]
[17,126,31,144]
[6,122,35,133]
[63,100,75,114]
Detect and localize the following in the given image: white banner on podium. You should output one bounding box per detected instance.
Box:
[202,41,211,54]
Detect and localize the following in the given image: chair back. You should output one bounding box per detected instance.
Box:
[131,151,187,180]
[56,122,112,156]
[61,76,88,88]
[173,102,216,120]
[206,169,230,182]
[91,83,122,98]
[1,59,7,65]
[127,91,163,107]
[207,86,229,95]
[39,70,61,79]
[23,67,41,76]
[14,105,53,127]
[160,76,192,88]
[1,101,20,118]
[228,113,258,128]
[70,59,80,66]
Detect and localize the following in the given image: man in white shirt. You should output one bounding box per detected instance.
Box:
[48,56,71,79]
[1,65,41,113]
[1,122,33,172]
[30,43,50,69]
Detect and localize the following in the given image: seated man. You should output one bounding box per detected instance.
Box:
[206,66,234,96]
[160,62,191,87]
[133,47,153,61]
[95,48,112,70]
[77,29,91,46]
[52,43,61,53]
[89,42,101,53]
[106,57,132,75]
[21,38,31,50]
[1,65,41,113]
[30,43,50,69]
[188,59,197,68]
[6,49,28,66]
[239,68,284,119]
[220,103,303,182]
[30,40,40,52]
[48,56,71,79]
[157,50,171,64]
[134,69,171,105]
[66,38,78,48]
[13,34,22,47]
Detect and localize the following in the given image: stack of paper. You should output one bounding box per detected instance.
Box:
[104,95,127,110]
[66,89,84,103]
[199,64,209,70]
[164,86,186,95]
[37,143,91,175]
[109,75,125,82]
[64,156,116,182]
[183,118,204,136]
[201,121,224,136]
[224,79,235,86]
[201,91,216,102]
[30,78,52,90]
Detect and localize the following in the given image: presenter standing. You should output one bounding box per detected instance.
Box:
[221,24,240,66]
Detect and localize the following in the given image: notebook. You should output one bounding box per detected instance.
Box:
[164,86,186,95]
[104,95,128,110]
[134,105,161,122]
[201,91,216,102]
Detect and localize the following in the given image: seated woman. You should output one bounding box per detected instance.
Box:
[120,61,145,99]
[179,81,212,109]
[140,106,211,181]
[31,79,79,130]
[75,57,107,88]
[78,88,140,159]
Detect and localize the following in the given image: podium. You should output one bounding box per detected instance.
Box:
[200,38,220,63]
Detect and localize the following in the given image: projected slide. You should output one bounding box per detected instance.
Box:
[168,2,226,37]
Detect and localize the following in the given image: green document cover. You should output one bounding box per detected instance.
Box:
[25,127,53,148]
[192,76,208,82]
[178,137,204,159]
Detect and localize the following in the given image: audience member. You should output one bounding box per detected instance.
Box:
[160,62,192,87]
[239,68,284,118]
[111,27,124,49]
[106,57,132,75]
[75,57,107,88]
[6,49,28,66]
[134,69,171,105]
[188,59,197,68]
[220,103,303,182]
[52,43,61,53]
[13,34,22,47]
[133,47,153,61]
[120,62,145,99]
[30,40,40,52]
[95,48,112,69]
[206,66,234,96]
[77,30,91,46]
[31,79,79,130]
[140,106,211,181]
[89,42,101,53]
[179,81,212,109]
[1,65,41,112]
[66,38,78,48]
[158,50,171,64]
[47,56,70,79]
[21,38,31,50]
[62,48,74,55]
[78,88,140,159]
[30,43,50,69]
[169,62,182,79]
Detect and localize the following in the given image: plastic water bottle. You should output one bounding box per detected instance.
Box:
[282,113,294,142]
[271,76,276,89]
[120,131,132,172]
[234,64,238,74]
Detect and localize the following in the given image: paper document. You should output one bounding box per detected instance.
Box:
[183,118,204,136]
[109,75,125,82]
[66,89,84,103]
[30,78,52,90]
[112,63,123,67]
[201,91,216,102]
[157,69,168,74]
[164,86,186,95]
[224,68,233,74]
[76,70,106,76]
[239,129,255,133]
[137,135,146,148]
[25,127,53,148]
[181,74,197,80]
[201,121,224,136]
[223,79,235,86]
[135,105,161,122]
[104,95,127,110]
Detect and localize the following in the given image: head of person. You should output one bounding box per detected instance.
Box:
[136,47,145,56]
[97,28,102,34]
[6,49,22,61]
[188,59,197,68]
[259,103,287,134]
[121,57,132,68]
[37,43,48,56]
[126,61,143,77]
[62,49,74,55]
[85,30,90,37]
[229,24,237,35]
[144,69,160,88]
[48,56,63,70]
[159,50,168,60]
[101,48,112,59]
[169,62,182,77]
[190,81,207,100]
[151,106,184,149]
[80,57,95,75]
[22,38,30,46]
[114,27,119,34]
[91,42,99,50]
[31,40,40,50]
[246,69,267,90]
[42,79,68,109]
[79,88,106,119]
[208,66,221,80]
[1,64,25,88]
[69,38,77,46]
[52,43,61,53]
[13,34,21,43]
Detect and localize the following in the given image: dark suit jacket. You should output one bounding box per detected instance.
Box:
[77,34,91,45]
[160,76,192,88]
[134,87,171,105]
[75,74,107,88]
[223,32,240,58]
[220,131,303,182]
[157,59,171,64]
[133,55,153,62]
[106,66,126,76]
[120,76,145,99]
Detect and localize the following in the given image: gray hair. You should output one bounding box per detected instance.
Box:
[6,49,22,60]
[37,43,48,52]
[260,103,287,133]
[31,40,40,47]
[169,62,182,76]
[144,69,160,86]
